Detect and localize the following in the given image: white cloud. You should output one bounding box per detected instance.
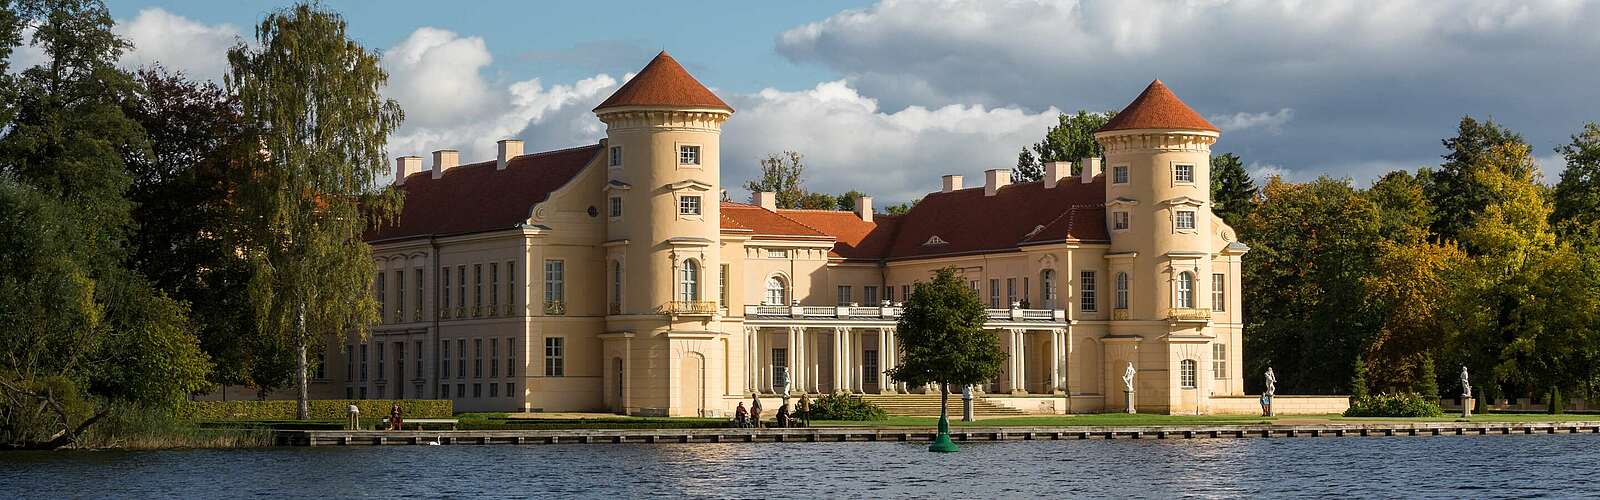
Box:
[114,8,241,81]
[1210,108,1294,134]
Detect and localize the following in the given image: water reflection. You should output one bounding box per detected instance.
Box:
[2,434,1597,499]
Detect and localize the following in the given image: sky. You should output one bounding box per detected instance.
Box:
[23,1,1600,204]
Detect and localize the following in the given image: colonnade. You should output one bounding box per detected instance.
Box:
[743,325,1067,396]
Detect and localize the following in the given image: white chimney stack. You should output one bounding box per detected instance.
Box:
[1044,161,1071,189]
[753,191,777,211]
[496,139,523,170]
[1080,157,1103,184]
[855,195,873,223]
[394,156,422,185]
[941,175,963,193]
[431,149,459,179]
[984,168,1010,196]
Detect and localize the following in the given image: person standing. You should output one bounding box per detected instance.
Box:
[347,404,360,430]
[799,394,811,427]
[750,393,764,429]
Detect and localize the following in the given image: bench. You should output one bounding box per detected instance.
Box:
[401,418,460,430]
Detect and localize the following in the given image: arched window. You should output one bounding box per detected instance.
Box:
[679,260,699,302]
[1175,272,1195,309]
[1180,359,1197,389]
[765,276,788,305]
[1115,272,1129,310]
[1040,269,1057,308]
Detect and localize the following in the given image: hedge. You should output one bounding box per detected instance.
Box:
[801,393,888,421]
[178,399,453,421]
[1343,392,1443,418]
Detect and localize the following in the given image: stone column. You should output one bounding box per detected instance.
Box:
[877,328,890,393]
[831,327,845,393]
[1050,329,1063,395]
[1010,329,1027,394]
[787,327,800,394]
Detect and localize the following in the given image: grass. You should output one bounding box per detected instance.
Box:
[811,413,1276,428]
[455,413,730,430]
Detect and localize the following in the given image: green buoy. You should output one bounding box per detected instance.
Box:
[928,415,959,452]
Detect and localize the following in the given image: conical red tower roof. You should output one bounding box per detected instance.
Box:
[1097,80,1217,133]
[593,51,733,113]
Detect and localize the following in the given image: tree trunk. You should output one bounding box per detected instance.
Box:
[939,382,949,421]
[296,339,309,420]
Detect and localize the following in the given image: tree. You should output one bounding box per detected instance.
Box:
[1013,110,1115,182]
[1240,177,1382,394]
[1360,239,1468,393]
[834,190,866,212]
[1427,116,1529,247]
[745,151,806,209]
[1552,123,1600,230]
[882,198,919,216]
[888,267,1005,447]
[1365,170,1434,245]
[227,3,403,419]
[0,0,208,448]
[797,192,837,210]
[1209,153,1256,227]
[121,67,293,394]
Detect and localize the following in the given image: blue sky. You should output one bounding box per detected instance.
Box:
[77,1,1600,204]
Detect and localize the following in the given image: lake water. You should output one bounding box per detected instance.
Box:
[4,434,1598,499]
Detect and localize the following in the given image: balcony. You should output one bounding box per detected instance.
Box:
[663,300,718,317]
[544,300,566,316]
[742,304,1065,324]
[1167,308,1212,322]
[1112,308,1131,321]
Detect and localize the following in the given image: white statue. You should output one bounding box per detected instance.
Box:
[1264,367,1277,397]
[780,367,793,395]
[1461,366,1472,399]
[1122,362,1136,393]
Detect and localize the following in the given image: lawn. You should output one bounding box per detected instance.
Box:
[441,411,1600,431]
[810,414,1276,428]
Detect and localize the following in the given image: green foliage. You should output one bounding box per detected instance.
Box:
[802,394,888,421]
[1365,170,1434,245]
[1427,116,1529,248]
[1209,152,1256,227]
[227,2,404,418]
[745,150,808,209]
[1343,393,1444,418]
[1548,387,1563,415]
[176,399,452,421]
[890,268,1005,417]
[1416,356,1440,402]
[883,198,919,216]
[834,190,866,211]
[1014,110,1116,182]
[798,191,837,210]
[1553,123,1600,230]
[1349,357,1370,401]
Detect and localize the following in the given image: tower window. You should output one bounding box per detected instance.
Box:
[678,145,701,165]
[679,195,702,216]
[1174,164,1194,184]
[679,260,700,302]
[1175,271,1195,309]
[1113,165,1129,184]
[608,146,622,167]
[609,196,623,218]
[1113,211,1130,231]
[1212,273,1226,312]
[1176,210,1196,231]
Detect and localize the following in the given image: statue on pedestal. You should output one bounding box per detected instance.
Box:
[1263,367,1277,416]
[1122,362,1137,414]
[1460,366,1472,399]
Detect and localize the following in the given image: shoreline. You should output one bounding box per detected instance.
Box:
[275,420,1600,446]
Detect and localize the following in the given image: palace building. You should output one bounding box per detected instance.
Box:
[317,51,1303,416]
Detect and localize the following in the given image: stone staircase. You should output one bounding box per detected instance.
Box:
[856,394,1028,417]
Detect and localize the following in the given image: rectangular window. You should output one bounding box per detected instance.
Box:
[315,351,326,380]
[440,384,448,399]
[347,387,354,400]
[1114,211,1130,230]
[884,285,894,303]
[1023,277,1031,306]
[441,341,450,381]
[1176,210,1196,231]
[970,281,978,294]
[506,338,516,378]
[396,343,404,383]
[473,264,483,315]
[457,339,466,378]
[1181,360,1197,389]
[1212,273,1226,312]
[376,343,385,380]
[415,269,423,320]
[609,196,622,217]
[490,263,499,314]
[767,249,787,259]
[837,285,852,305]
[1213,343,1228,379]
[506,382,514,398]
[345,344,353,381]
[863,350,877,387]
[375,272,386,323]
[506,261,515,316]
[679,195,702,216]
[719,264,729,305]
[489,382,499,398]
[1080,271,1097,312]
[473,383,482,398]
[1006,278,1016,307]
[864,286,878,306]
[359,344,368,381]
[457,265,466,317]
[395,270,405,322]
[490,337,499,378]
[1113,165,1129,184]
[415,340,423,380]
[474,338,483,379]
[359,387,367,400]
[608,145,622,167]
[902,285,910,303]
[772,348,788,388]
[989,279,1000,308]
[441,267,451,317]
[678,145,700,165]
[456,384,464,398]
[1174,164,1195,184]
[544,260,565,308]
[545,338,565,377]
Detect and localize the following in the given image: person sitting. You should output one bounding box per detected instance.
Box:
[388,403,404,431]
[776,403,790,428]
[734,402,749,428]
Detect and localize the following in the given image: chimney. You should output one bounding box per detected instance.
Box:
[941,175,963,193]
[1080,157,1103,184]
[394,156,423,185]
[496,139,523,170]
[984,168,1010,196]
[1044,161,1071,189]
[431,149,459,179]
[753,191,777,211]
[855,195,873,223]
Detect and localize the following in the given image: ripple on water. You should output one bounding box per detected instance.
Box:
[2,434,1599,499]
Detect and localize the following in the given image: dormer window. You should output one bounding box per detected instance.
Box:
[1174,164,1194,184]
[1113,165,1129,184]
[923,235,949,246]
[679,145,701,165]
[608,146,622,167]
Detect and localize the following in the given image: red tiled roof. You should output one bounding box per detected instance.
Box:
[593,51,733,113]
[1097,80,1218,133]
[368,145,601,241]
[719,202,829,240]
[882,179,1108,260]
[777,209,893,259]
